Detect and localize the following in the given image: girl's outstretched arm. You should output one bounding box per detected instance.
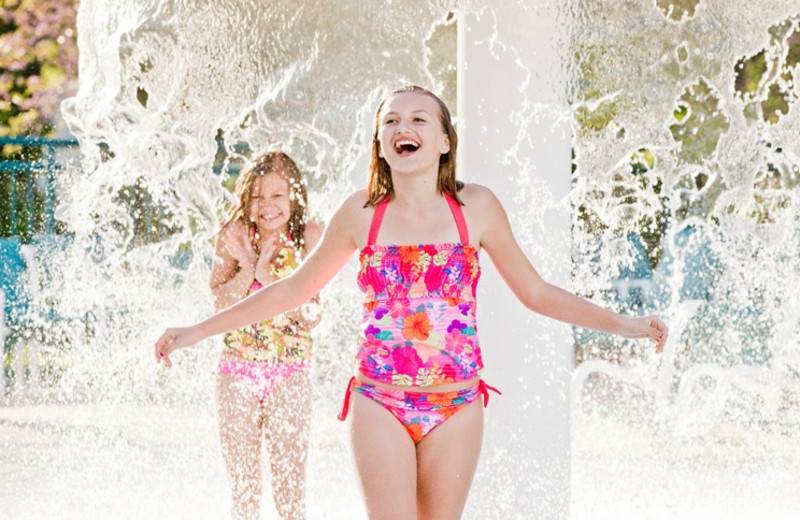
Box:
[154,193,363,367]
[463,184,668,352]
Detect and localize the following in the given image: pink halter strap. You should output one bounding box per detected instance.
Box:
[366,192,469,246]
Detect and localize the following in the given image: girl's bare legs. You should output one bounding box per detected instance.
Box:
[216,372,263,520]
[263,370,312,520]
[349,394,418,519]
[416,401,483,520]
[349,395,484,520]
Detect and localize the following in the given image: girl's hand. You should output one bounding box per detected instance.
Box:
[224,228,258,268]
[154,325,204,368]
[254,234,279,283]
[619,315,668,353]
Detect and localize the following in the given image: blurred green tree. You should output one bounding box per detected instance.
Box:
[1,0,78,239]
[1,0,78,140]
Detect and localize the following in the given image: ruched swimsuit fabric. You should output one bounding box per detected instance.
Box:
[355,193,483,387]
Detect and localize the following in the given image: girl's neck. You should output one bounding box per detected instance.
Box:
[389,174,441,210]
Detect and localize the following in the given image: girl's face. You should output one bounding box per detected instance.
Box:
[249,172,291,234]
[377,91,450,176]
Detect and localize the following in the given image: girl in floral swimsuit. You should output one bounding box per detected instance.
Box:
[209,151,322,520]
[336,190,500,444]
[156,86,667,519]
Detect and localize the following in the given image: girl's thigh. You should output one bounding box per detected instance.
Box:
[349,393,418,520]
[416,400,484,520]
[216,371,263,470]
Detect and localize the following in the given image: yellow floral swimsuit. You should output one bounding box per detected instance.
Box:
[219,229,310,401]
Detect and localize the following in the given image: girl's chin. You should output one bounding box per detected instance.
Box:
[256,220,288,233]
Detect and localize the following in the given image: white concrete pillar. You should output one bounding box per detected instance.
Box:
[458,5,572,519]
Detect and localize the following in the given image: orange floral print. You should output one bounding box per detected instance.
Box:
[402,311,433,341]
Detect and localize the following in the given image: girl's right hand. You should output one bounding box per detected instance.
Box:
[154,325,204,368]
[224,227,258,268]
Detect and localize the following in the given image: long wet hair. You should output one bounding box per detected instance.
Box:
[222,150,308,252]
[365,85,463,207]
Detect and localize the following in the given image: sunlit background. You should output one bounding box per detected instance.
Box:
[2,1,799,518]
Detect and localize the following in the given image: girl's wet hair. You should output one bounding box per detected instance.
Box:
[365,85,462,207]
[222,150,309,251]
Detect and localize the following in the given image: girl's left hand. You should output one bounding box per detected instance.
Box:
[254,234,279,283]
[620,315,668,353]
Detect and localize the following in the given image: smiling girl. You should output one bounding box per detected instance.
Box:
[209,151,322,520]
[155,86,666,519]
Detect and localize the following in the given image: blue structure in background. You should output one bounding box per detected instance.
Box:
[612,232,654,311]
[656,225,720,303]
[1,135,76,239]
[0,237,29,322]
[610,225,722,313]
[0,135,221,351]
[574,224,725,354]
[1,136,78,374]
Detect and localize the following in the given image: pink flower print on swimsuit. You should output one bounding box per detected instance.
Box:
[355,194,484,387]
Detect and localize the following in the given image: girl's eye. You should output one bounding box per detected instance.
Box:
[414,117,426,122]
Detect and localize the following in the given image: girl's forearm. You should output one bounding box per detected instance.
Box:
[285,296,322,329]
[531,282,625,335]
[200,277,305,339]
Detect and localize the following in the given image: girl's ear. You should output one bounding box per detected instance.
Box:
[440,134,450,154]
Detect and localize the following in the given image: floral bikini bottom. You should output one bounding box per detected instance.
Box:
[338,377,500,444]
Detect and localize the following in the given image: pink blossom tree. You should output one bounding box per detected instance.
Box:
[0,0,78,137]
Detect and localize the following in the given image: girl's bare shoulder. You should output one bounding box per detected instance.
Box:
[458,183,509,247]
[325,189,375,248]
[458,182,501,209]
[333,189,374,220]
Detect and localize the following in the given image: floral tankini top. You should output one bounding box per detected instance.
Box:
[355,194,483,387]
[223,235,311,363]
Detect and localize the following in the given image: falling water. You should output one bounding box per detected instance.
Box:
[566,1,800,518]
[1,1,800,519]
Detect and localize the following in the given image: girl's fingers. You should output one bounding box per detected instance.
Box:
[649,317,668,353]
[154,331,176,366]
[259,234,278,258]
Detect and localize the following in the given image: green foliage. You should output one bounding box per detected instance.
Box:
[0,1,78,242]
[0,0,79,140]
[734,51,767,96]
[571,9,800,265]
[669,78,730,164]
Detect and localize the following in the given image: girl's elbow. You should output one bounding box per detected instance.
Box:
[519,290,546,315]
[519,282,557,316]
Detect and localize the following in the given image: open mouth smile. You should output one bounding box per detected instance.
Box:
[260,212,283,224]
[394,139,420,156]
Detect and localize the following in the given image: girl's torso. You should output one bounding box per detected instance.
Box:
[223,226,311,363]
[355,193,483,388]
